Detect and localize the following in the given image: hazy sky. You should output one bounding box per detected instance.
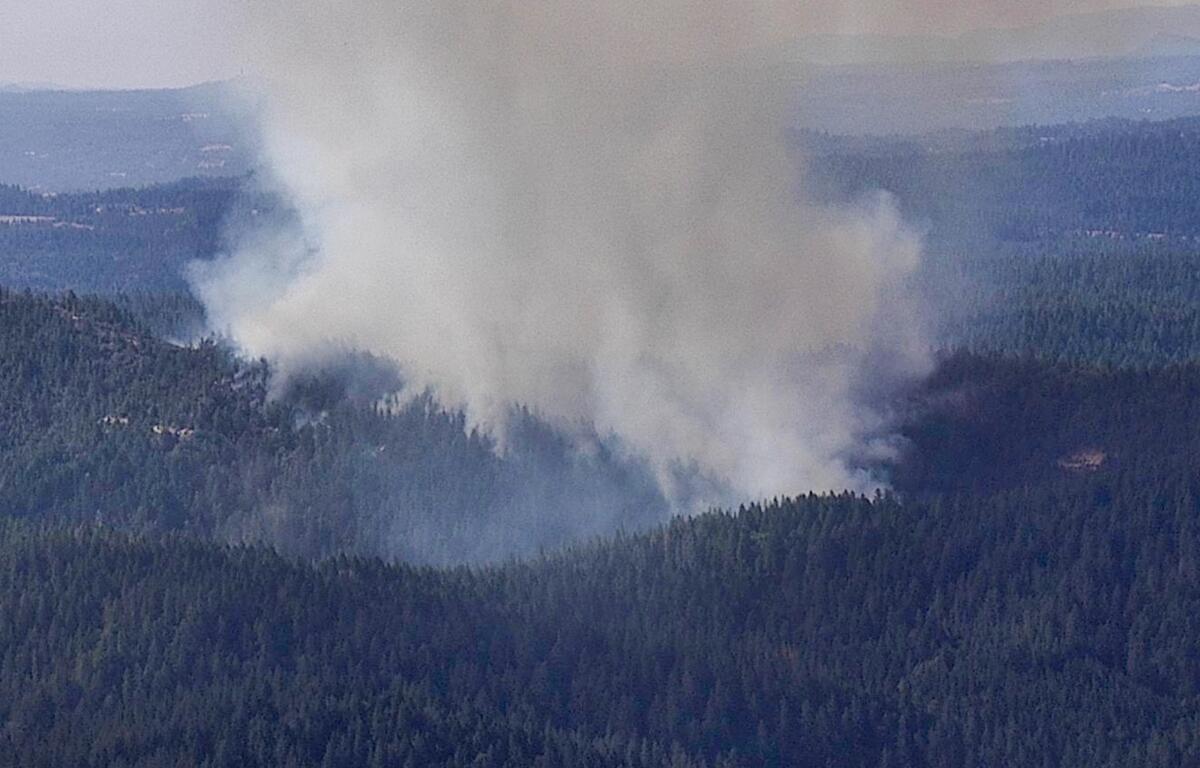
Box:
[1,0,1198,89]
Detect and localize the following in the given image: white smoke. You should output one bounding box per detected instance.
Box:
[192,1,930,505]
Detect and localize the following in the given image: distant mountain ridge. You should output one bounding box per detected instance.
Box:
[0,81,75,93]
[0,81,253,191]
[796,53,1200,134]
[9,9,1200,190]
[793,4,1200,66]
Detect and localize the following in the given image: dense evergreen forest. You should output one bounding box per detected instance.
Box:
[4,113,1200,765]
[0,177,244,293]
[806,116,1200,365]
[4,285,1200,765]
[0,288,665,564]
[6,467,1200,766]
[6,115,1200,363]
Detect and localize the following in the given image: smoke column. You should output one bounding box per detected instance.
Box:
[193,1,930,504]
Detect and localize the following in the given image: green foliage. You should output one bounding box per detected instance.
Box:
[5,284,1200,765]
[0,288,666,565]
[4,469,1200,766]
[807,117,1200,366]
[0,177,246,293]
[6,114,1200,767]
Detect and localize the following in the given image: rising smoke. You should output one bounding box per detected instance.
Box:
[192,1,930,506]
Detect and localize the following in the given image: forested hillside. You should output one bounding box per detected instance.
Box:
[6,116,1200,363]
[807,116,1200,365]
[9,285,1197,567]
[4,283,1200,765]
[809,116,1200,239]
[0,288,665,564]
[6,477,1200,767]
[0,177,244,293]
[4,112,1200,766]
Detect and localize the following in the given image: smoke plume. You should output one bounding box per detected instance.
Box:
[192,1,930,505]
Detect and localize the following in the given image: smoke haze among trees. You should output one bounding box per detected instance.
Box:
[5,5,1200,765]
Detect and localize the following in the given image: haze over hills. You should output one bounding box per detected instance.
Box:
[6,4,1200,766]
[3,5,1200,193]
[0,82,253,191]
[796,54,1200,134]
[792,4,1200,66]
[3,110,1200,541]
[0,82,75,93]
